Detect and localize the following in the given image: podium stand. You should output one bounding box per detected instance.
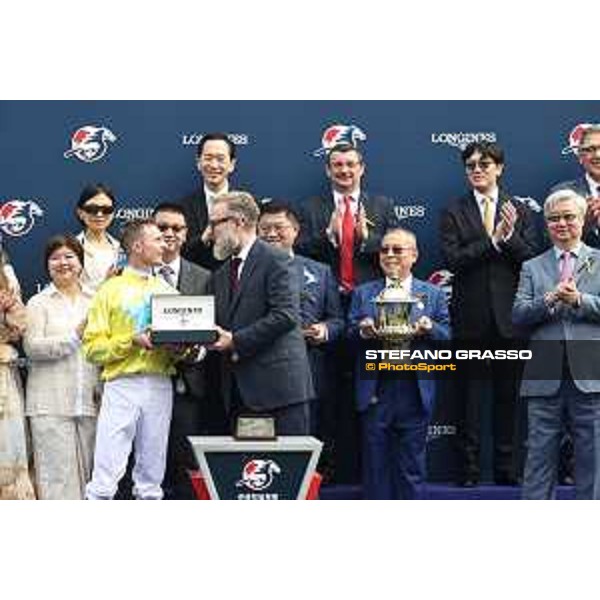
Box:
[189,436,322,500]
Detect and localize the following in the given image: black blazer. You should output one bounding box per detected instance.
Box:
[178,189,223,271]
[295,191,398,286]
[440,191,538,339]
[209,239,314,411]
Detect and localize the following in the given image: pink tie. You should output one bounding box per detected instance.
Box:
[559,252,574,282]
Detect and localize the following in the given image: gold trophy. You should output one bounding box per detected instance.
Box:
[373,279,419,343]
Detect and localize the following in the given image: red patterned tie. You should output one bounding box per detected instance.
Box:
[340,196,355,292]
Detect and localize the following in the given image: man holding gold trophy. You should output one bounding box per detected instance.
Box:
[348,228,450,499]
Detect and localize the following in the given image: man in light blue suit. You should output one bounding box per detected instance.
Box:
[513,188,600,499]
[348,228,450,499]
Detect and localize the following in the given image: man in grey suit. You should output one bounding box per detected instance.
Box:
[206,191,313,435]
[153,203,212,498]
[552,124,600,248]
[513,188,600,499]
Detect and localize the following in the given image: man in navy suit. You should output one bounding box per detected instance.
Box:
[513,188,600,499]
[348,228,450,499]
[552,124,600,249]
[257,202,344,438]
[179,133,237,270]
[206,191,313,435]
[296,142,398,298]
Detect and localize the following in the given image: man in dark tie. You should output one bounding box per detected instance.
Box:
[513,188,600,499]
[257,202,344,442]
[440,141,538,486]
[179,133,237,270]
[153,202,212,498]
[295,142,398,300]
[552,124,600,249]
[206,191,313,435]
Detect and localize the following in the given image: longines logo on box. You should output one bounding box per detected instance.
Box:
[0,199,44,237]
[394,204,426,220]
[181,132,250,146]
[431,131,497,150]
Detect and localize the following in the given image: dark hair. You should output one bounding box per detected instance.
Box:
[326,142,364,166]
[77,183,117,209]
[461,142,504,165]
[44,234,84,275]
[196,133,236,160]
[120,218,157,256]
[152,202,187,220]
[259,201,300,229]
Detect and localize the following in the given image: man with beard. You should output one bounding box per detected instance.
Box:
[206,191,313,434]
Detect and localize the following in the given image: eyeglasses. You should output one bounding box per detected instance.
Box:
[208,215,235,229]
[546,213,580,224]
[579,145,600,155]
[258,223,293,235]
[379,245,415,256]
[157,223,187,233]
[81,204,115,216]
[465,160,495,173]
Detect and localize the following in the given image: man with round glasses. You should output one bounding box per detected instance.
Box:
[440,141,538,487]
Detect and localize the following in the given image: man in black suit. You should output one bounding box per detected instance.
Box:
[206,191,314,435]
[295,142,398,298]
[153,203,212,498]
[179,132,237,270]
[552,124,600,249]
[440,141,538,486]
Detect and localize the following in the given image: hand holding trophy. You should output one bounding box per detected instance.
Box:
[372,277,420,343]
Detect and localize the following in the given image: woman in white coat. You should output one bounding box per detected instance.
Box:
[24,235,100,499]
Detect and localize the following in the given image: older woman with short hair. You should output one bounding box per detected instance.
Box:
[24,234,100,499]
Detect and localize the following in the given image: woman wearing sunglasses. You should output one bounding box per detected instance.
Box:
[75,184,122,291]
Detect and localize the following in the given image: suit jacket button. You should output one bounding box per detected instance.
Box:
[231,351,240,363]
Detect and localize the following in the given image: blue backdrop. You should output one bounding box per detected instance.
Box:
[1,100,595,296]
[1,100,596,483]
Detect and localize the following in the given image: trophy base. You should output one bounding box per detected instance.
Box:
[151,330,219,345]
[378,326,416,343]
